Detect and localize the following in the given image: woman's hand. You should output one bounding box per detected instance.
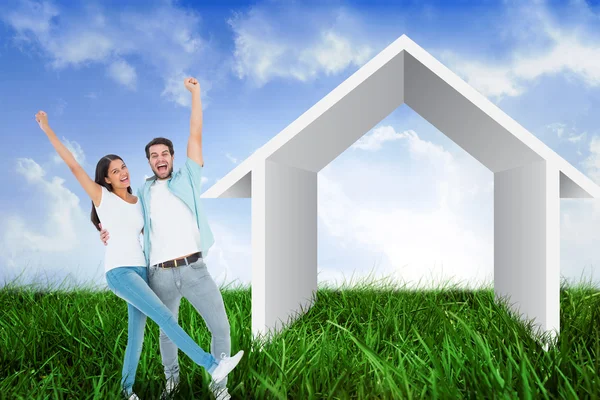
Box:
[100,224,110,246]
[34,109,102,206]
[35,110,49,131]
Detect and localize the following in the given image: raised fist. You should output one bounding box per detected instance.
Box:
[184,77,200,93]
[35,110,49,130]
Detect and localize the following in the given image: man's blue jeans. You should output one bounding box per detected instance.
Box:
[148,257,232,390]
[105,266,219,395]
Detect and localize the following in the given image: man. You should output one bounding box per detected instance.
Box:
[101,77,234,400]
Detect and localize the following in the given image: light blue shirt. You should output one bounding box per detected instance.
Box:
[137,157,215,266]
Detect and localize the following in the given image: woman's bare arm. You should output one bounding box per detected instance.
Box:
[35,110,102,206]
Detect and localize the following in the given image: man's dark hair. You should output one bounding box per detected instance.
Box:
[145,137,175,160]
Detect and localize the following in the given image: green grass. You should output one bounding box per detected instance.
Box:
[1,275,599,399]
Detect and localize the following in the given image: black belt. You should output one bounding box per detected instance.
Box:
[155,252,202,269]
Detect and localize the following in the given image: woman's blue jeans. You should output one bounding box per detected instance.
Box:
[105,266,218,395]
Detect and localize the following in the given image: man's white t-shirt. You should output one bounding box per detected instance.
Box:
[94,186,146,273]
[149,179,202,266]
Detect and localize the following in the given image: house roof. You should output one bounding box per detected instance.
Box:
[201,35,600,200]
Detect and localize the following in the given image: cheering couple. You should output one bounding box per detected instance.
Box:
[34,78,243,400]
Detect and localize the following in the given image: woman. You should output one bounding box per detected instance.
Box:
[34,110,243,399]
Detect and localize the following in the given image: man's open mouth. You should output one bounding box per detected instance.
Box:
[157,163,167,173]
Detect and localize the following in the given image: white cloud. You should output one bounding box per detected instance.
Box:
[161,73,212,108]
[4,0,59,39]
[351,126,410,151]
[1,158,105,288]
[328,124,600,290]
[2,1,211,105]
[440,52,525,99]
[229,6,373,86]
[567,132,586,143]
[161,74,190,107]
[225,153,238,164]
[547,122,587,143]
[512,34,600,86]
[49,31,115,69]
[51,137,86,165]
[203,221,252,288]
[107,59,137,90]
[318,125,494,289]
[439,2,600,100]
[10,160,82,250]
[54,97,67,116]
[560,198,600,287]
[16,158,45,181]
[547,122,567,137]
[582,135,600,184]
[298,30,372,77]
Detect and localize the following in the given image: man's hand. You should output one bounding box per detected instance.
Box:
[35,110,49,131]
[99,223,110,246]
[185,76,203,166]
[184,77,200,94]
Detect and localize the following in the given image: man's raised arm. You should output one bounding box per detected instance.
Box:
[184,77,204,167]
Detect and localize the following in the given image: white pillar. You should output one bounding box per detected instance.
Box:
[251,160,318,339]
[494,160,560,339]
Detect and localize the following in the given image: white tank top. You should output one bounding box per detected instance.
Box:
[149,179,201,266]
[94,186,146,273]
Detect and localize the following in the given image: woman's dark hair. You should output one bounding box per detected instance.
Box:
[90,154,132,232]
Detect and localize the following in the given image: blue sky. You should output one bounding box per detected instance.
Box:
[2,0,600,290]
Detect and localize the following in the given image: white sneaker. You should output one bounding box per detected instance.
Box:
[126,393,140,400]
[210,351,244,384]
[160,379,178,400]
[209,383,232,400]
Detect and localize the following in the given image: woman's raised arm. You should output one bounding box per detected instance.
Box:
[35,110,102,206]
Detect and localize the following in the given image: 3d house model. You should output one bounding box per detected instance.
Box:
[201,35,600,341]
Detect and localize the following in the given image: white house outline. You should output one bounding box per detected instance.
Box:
[201,35,600,341]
